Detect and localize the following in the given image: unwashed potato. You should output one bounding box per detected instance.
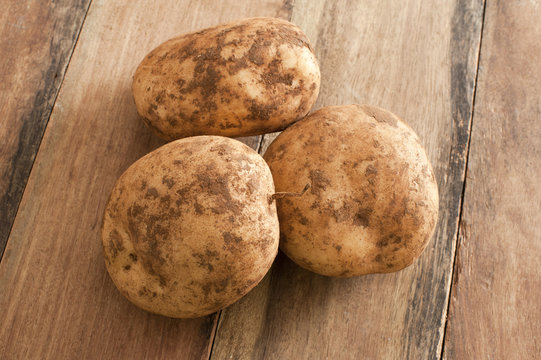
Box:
[102,136,279,318]
[264,105,439,277]
[133,17,321,141]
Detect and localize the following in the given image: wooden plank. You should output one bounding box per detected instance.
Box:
[211,0,484,358]
[0,1,289,358]
[0,0,91,259]
[443,0,541,358]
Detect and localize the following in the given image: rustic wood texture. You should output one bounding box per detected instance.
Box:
[7,0,540,359]
[211,0,484,358]
[0,0,288,358]
[443,0,541,358]
[0,0,91,259]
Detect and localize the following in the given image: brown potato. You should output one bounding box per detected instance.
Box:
[102,136,279,318]
[133,17,321,141]
[264,105,439,277]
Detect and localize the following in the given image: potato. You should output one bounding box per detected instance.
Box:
[132,17,320,141]
[101,136,279,318]
[264,105,439,277]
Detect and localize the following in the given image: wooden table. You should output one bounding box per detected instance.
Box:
[1,1,539,359]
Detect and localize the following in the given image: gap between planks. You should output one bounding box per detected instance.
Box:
[439,0,487,358]
[208,133,265,359]
[208,1,292,356]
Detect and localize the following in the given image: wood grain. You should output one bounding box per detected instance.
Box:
[0,0,289,358]
[443,0,541,358]
[0,0,91,260]
[211,0,484,358]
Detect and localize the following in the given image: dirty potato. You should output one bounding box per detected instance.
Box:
[264,105,439,277]
[132,17,320,140]
[102,136,279,318]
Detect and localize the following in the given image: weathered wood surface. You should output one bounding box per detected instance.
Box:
[5,0,540,359]
[443,0,541,358]
[0,0,91,259]
[0,0,287,358]
[211,0,484,358]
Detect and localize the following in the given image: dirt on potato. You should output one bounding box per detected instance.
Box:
[133,17,320,140]
[264,105,439,277]
[102,136,279,318]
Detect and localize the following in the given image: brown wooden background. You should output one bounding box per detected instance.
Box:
[1,0,540,359]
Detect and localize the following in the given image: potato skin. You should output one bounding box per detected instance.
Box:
[264,105,439,277]
[133,17,320,140]
[102,136,279,318]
